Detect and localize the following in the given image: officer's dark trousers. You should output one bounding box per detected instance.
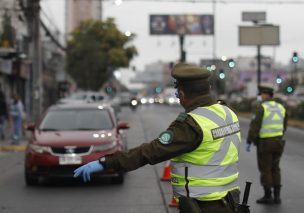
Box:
[196,200,233,213]
[179,199,233,213]
[257,139,285,187]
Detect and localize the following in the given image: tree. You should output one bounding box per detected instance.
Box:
[0,12,15,48]
[66,18,137,90]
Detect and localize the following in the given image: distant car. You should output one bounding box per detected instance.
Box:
[118,92,132,106]
[164,95,180,105]
[57,91,106,105]
[24,103,129,185]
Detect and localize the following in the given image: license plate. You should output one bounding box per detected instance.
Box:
[59,156,82,165]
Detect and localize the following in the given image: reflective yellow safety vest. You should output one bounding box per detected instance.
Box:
[259,101,286,138]
[171,104,241,201]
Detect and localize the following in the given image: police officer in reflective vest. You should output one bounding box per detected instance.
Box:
[246,84,287,204]
[74,63,241,213]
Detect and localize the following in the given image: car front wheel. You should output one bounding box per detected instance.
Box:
[111,172,124,184]
[25,172,39,186]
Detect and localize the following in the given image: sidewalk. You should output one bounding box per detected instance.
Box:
[0,139,27,152]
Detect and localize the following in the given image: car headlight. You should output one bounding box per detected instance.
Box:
[93,141,118,152]
[131,100,138,106]
[29,144,51,154]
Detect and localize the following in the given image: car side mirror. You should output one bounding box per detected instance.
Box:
[117,121,130,131]
[27,123,35,131]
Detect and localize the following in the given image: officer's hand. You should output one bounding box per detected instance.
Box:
[245,144,251,152]
[73,160,104,182]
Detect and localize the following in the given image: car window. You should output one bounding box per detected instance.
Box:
[39,109,114,131]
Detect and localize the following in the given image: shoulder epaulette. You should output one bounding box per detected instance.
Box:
[176,112,188,122]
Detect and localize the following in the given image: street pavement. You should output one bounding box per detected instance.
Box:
[0,104,303,213]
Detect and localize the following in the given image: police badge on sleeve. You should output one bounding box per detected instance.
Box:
[158,131,173,144]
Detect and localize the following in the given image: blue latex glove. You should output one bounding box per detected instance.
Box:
[73,160,104,182]
[245,144,251,152]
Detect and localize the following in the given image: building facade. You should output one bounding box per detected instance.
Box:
[0,0,29,109]
[66,0,102,35]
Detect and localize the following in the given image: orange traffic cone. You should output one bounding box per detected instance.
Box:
[169,195,179,208]
[160,160,171,181]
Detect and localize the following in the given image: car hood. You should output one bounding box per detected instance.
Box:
[33,130,116,146]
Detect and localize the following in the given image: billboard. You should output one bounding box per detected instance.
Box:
[150,15,214,35]
[239,25,280,46]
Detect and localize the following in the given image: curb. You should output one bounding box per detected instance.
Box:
[0,144,26,152]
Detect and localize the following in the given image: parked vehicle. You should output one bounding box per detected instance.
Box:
[24,103,129,185]
[57,91,106,105]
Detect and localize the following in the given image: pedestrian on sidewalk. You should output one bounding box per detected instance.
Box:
[246,84,288,204]
[74,63,242,213]
[9,93,24,144]
[0,90,8,141]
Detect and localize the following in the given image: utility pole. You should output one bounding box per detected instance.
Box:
[212,0,216,60]
[257,45,261,87]
[179,34,186,63]
[27,0,42,122]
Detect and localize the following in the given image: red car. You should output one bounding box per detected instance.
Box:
[24,103,129,185]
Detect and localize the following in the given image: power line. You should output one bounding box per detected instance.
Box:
[40,7,63,35]
[40,19,66,51]
[17,0,66,51]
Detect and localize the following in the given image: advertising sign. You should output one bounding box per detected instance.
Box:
[150,15,214,35]
[239,25,280,46]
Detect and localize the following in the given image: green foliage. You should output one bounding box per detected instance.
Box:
[0,12,15,47]
[66,18,137,90]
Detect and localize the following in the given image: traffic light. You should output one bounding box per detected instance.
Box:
[219,69,225,80]
[105,85,113,94]
[155,86,162,94]
[228,59,236,69]
[286,85,294,94]
[206,64,212,72]
[292,52,299,63]
[276,75,282,84]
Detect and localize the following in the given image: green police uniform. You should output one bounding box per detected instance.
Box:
[247,85,288,204]
[101,64,240,213]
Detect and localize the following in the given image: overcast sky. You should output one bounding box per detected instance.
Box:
[41,0,304,70]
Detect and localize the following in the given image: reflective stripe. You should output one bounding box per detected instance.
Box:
[260,128,284,133]
[192,106,228,126]
[173,176,239,198]
[171,161,239,179]
[262,102,284,125]
[191,105,240,165]
[171,104,240,201]
[260,101,285,138]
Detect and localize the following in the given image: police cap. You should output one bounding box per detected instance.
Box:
[258,83,274,95]
[171,63,211,87]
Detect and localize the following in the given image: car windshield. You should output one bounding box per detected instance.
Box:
[39,109,113,131]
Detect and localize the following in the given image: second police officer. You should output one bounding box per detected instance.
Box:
[246,84,287,204]
[74,63,242,213]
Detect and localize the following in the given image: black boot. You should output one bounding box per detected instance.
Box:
[273,186,281,204]
[256,187,273,204]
